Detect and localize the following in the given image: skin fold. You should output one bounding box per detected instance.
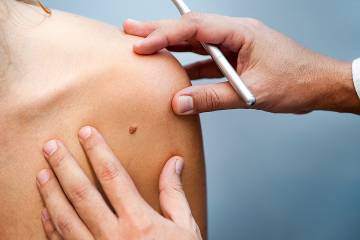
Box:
[0,1,207,239]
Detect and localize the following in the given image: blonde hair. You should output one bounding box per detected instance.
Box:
[16,0,51,14]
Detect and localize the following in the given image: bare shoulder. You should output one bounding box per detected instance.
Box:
[4,6,191,120]
[0,7,207,239]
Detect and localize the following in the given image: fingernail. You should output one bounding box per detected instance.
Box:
[79,126,92,140]
[126,18,141,25]
[175,159,184,175]
[41,209,50,221]
[134,39,145,48]
[43,140,58,157]
[177,96,194,114]
[37,169,50,185]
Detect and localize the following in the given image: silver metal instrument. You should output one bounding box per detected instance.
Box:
[171,0,256,106]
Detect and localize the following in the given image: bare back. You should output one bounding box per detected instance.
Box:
[0,2,207,239]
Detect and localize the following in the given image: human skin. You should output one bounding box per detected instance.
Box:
[0,1,206,239]
[123,13,360,115]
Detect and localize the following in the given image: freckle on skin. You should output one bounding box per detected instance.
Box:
[129,126,137,135]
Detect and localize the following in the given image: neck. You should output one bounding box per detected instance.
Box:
[0,0,49,83]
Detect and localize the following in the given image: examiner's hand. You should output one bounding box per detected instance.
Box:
[36,126,202,240]
[123,13,359,115]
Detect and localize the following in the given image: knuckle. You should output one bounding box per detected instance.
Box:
[55,215,73,235]
[244,17,263,28]
[245,31,256,45]
[82,133,103,152]
[191,219,202,239]
[49,232,60,240]
[160,181,184,197]
[190,218,200,233]
[38,176,53,198]
[49,148,67,168]
[198,87,221,112]
[127,211,155,237]
[69,183,91,203]
[169,182,184,194]
[100,160,120,182]
[183,12,202,24]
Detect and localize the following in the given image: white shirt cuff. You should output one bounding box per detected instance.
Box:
[352,58,360,99]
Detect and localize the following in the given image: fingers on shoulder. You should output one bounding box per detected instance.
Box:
[130,13,235,54]
[173,82,245,114]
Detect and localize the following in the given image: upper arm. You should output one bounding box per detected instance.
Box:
[88,41,207,235]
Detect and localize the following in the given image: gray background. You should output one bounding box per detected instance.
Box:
[46,0,360,239]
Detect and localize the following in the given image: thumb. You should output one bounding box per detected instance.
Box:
[172,82,247,115]
[159,157,198,233]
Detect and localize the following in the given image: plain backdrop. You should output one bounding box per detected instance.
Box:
[46,0,360,239]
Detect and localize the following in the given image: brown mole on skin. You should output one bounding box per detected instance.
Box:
[128,126,137,135]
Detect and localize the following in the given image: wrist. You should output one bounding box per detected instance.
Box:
[310,57,360,114]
